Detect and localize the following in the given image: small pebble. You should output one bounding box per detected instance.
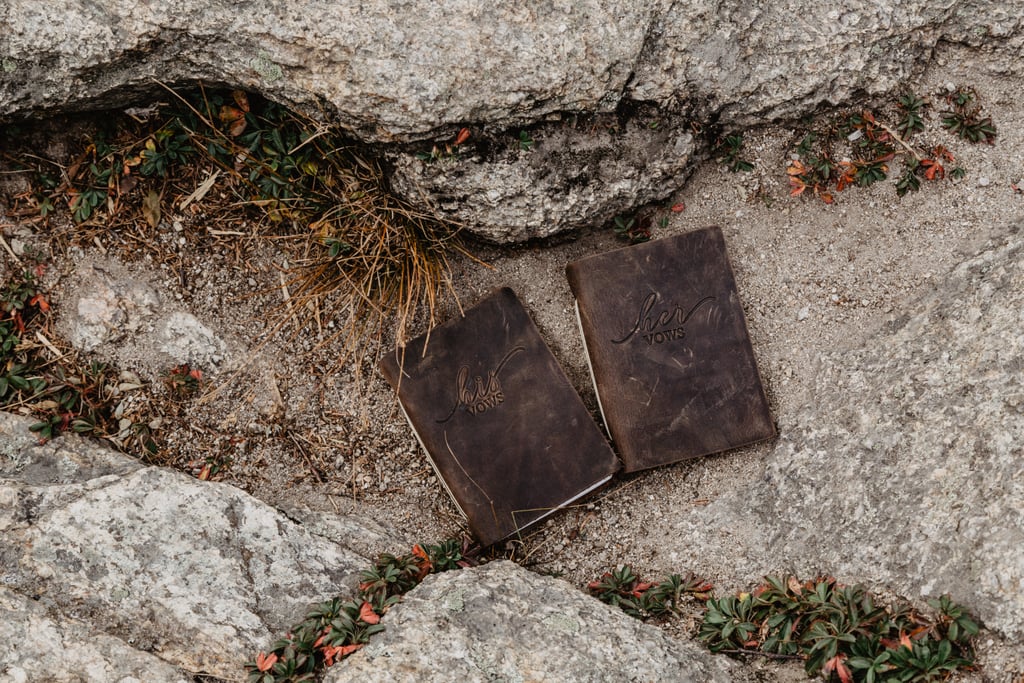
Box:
[797,306,810,321]
[978,176,990,187]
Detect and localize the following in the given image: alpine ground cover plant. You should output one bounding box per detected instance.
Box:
[589,567,979,682]
[246,539,478,683]
[786,87,990,204]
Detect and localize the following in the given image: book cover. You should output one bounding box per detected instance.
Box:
[566,226,775,472]
[379,287,620,546]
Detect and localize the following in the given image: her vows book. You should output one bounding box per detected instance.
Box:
[379,287,619,546]
[566,226,775,472]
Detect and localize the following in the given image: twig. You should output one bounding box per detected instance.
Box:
[0,232,22,264]
[289,432,325,484]
[875,121,922,162]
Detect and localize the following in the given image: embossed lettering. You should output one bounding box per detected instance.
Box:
[612,293,715,345]
[437,346,525,423]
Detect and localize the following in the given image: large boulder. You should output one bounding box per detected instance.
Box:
[0,412,371,680]
[389,113,695,243]
[327,560,746,683]
[650,224,1024,638]
[1,1,1020,141]
[2,2,1021,242]
[0,587,191,683]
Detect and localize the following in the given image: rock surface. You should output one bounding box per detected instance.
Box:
[2,1,1021,242]
[0,587,191,683]
[652,224,1024,638]
[390,115,695,242]
[2,1,1020,142]
[0,412,371,680]
[328,560,744,683]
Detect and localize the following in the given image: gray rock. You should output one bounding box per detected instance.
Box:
[0,587,191,683]
[1,1,1021,242]
[157,311,227,368]
[0,412,370,679]
[4,0,1023,245]
[64,264,161,352]
[652,225,1024,638]
[60,257,230,371]
[328,560,744,683]
[0,0,655,142]
[390,115,694,242]
[2,1,1020,143]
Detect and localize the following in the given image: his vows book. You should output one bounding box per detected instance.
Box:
[566,226,775,472]
[379,287,619,546]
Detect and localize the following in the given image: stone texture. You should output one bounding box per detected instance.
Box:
[59,257,230,369]
[1,1,1021,242]
[0,412,372,679]
[64,264,161,353]
[627,1,1023,129]
[390,115,695,242]
[0,587,191,683]
[157,311,227,368]
[2,1,1020,143]
[652,224,1024,638]
[328,560,744,683]
[0,0,655,142]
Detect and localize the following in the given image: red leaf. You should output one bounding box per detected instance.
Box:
[671,202,685,212]
[219,105,247,137]
[29,293,50,313]
[323,642,364,666]
[232,89,251,112]
[823,654,853,683]
[921,159,944,181]
[358,601,381,625]
[255,651,278,672]
[411,543,433,578]
[454,127,471,146]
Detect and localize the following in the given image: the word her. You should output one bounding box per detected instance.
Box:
[612,292,715,346]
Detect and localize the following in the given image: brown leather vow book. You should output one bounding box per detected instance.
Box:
[566,226,775,472]
[379,287,620,546]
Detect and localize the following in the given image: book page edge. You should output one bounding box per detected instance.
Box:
[575,299,611,440]
[508,473,615,539]
[396,400,468,521]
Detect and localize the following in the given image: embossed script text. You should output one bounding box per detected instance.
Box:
[437,346,525,423]
[611,293,715,345]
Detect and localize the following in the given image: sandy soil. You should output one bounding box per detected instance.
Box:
[2,43,1021,680]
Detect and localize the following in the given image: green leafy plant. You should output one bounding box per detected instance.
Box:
[246,540,478,683]
[166,363,203,397]
[713,134,755,172]
[940,87,997,144]
[697,576,977,682]
[896,92,927,137]
[518,130,535,151]
[789,95,981,204]
[139,126,195,176]
[612,214,651,243]
[592,567,980,683]
[587,565,712,619]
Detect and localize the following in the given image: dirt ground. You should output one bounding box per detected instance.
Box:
[2,44,1021,680]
